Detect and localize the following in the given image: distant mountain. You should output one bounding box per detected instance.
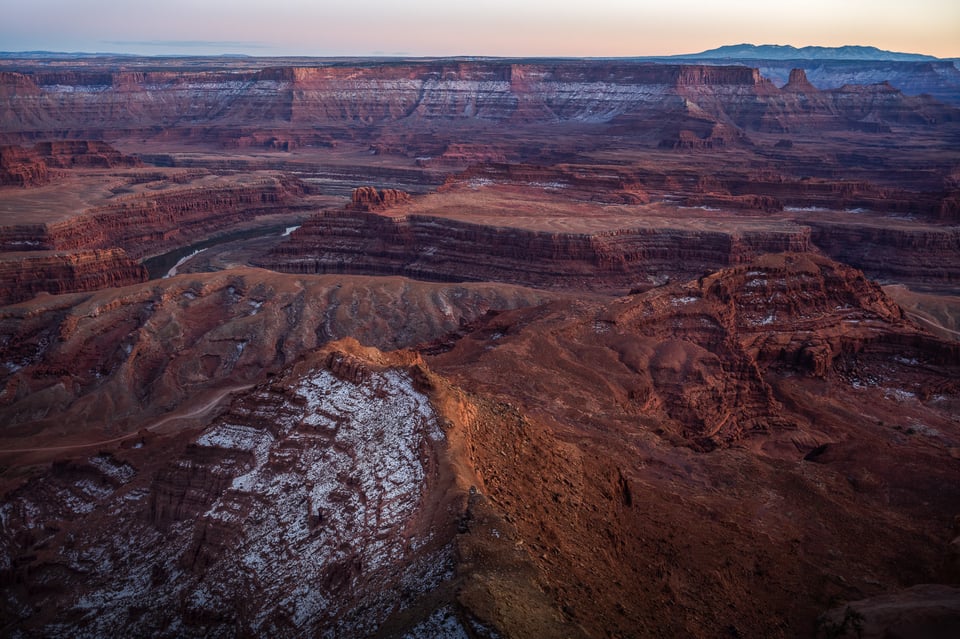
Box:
[673,44,938,62]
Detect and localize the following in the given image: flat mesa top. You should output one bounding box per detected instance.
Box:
[380,181,918,234]
[0,170,288,225]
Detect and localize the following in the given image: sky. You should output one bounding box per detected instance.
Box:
[2,0,959,59]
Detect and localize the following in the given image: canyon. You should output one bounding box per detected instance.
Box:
[0,53,959,638]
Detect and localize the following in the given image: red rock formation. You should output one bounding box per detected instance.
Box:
[808,221,960,285]
[34,140,142,169]
[0,249,148,304]
[427,253,960,636]
[0,140,140,187]
[0,145,49,186]
[257,195,811,293]
[0,269,560,436]
[447,163,651,203]
[432,252,955,446]
[1,53,959,638]
[348,185,411,211]
[0,342,474,636]
[0,175,312,259]
[782,68,818,93]
[1,255,958,638]
[2,60,954,144]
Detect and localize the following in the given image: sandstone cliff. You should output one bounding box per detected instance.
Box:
[2,61,955,145]
[808,221,960,285]
[256,188,812,293]
[433,252,956,448]
[0,174,312,259]
[0,140,141,186]
[0,249,148,304]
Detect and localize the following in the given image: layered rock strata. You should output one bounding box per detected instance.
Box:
[0,343,463,636]
[2,62,955,144]
[0,249,148,304]
[0,172,314,300]
[808,221,960,284]
[4,254,956,638]
[0,140,141,186]
[434,252,958,448]
[0,269,561,439]
[257,189,812,293]
[37,175,311,259]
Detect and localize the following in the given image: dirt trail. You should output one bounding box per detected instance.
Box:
[906,311,960,338]
[0,384,254,454]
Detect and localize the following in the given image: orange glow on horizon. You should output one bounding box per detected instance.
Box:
[2,0,958,59]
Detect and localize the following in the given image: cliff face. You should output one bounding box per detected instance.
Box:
[0,174,311,259]
[0,140,141,186]
[428,256,960,639]
[433,252,954,448]
[0,145,48,186]
[0,249,148,304]
[2,61,954,144]
[256,188,812,293]
[808,221,960,284]
[45,176,310,259]
[0,167,319,302]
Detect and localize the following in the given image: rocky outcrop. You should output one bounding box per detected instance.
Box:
[431,252,959,448]
[0,249,148,304]
[2,255,959,638]
[256,190,812,293]
[0,342,465,637]
[425,253,960,637]
[0,172,315,304]
[808,221,960,284]
[35,140,142,169]
[47,178,310,259]
[0,140,140,186]
[0,269,561,436]
[750,59,960,106]
[782,68,818,93]
[0,174,312,259]
[0,145,49,186]
[348,185,411,211]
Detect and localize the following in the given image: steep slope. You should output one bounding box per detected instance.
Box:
[0,269,562,446]
[0,169,320,302]
[667,45,960,105]
[0,140,141,186]
[257,187,813,294]
[2,254,958,638]
[2,61,955,145]
[431,252,957,449]
[0,249,148,304]
[427,253,960,637]
[0,343,460,636]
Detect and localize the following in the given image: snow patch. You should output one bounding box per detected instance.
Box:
[402,607,471,639]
